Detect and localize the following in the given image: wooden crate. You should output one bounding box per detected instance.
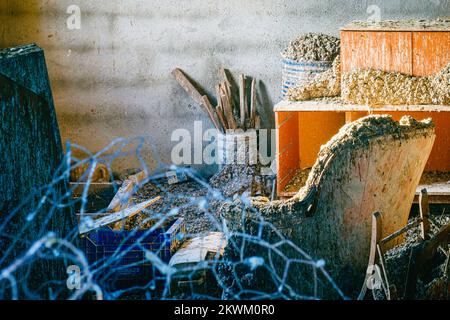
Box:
[340,21,450,75]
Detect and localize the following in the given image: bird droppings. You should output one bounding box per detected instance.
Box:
[342,18,450,31]
[286,55,341,101]
[281,33,340,62]
[341,62,450,106]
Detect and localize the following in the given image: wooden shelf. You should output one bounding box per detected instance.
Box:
[279,182,450,204]
[414,183,450,204]
[274,99,450,113]
[341,20,450,32]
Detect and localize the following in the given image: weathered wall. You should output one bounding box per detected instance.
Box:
[0,0,448,176]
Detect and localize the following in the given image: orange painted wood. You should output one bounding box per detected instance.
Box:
[345,111,366,124]
[276,112,299,194]
[341,31,413,74]
[412,32,450,76]
[341,30,450,77]
[297,112,345,168]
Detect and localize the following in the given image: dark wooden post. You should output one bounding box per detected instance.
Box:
[419,188,431,240]
[0,44,78,298]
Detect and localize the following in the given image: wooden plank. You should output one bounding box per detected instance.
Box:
[276,112,299,195]
[0,45,78,298]
[70,182,118,197]
[201,95,222,131]
[220,83,237,129]
[250,78,257,128]
[419,189,431,240]
[358,212,382,300]
[239,74,246,129]
[412,32,450,76]
[79,197,161,235]
[341,31,413,74]
[171,68,204,105]
[274,100,450,112]
[413,183,450,203]
[216,105,228,131]
[107,171,148,212]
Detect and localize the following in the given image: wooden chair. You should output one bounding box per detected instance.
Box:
[223,115,436,299]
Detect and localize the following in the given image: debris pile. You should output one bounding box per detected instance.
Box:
[384,213,450,300]
[341,62,450,106]
[210,164,273,198]
[281,33,340,62]
[286,55,341,101]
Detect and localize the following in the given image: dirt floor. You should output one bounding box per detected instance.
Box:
[129,179,215,235]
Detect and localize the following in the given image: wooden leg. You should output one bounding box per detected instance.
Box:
[419,188,431,240]
[358,212,382,300]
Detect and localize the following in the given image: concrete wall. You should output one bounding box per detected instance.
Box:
[1,0,448,176]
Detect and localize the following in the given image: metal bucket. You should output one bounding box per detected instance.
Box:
[217,130,258,167]
[281,59,332,98]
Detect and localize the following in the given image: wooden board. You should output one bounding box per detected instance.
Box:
[298,112,345,169]
[412,32,450,76]
[79,197,161,234]
[274,100,450,112]
[414,183,450,204]
[276,112,299,194]
[341,31,413,74]
[341,29,450,77]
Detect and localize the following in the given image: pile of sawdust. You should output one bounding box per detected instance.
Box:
[282,168,312,193]
[209,164,272,198]
[282,33,340,62]
[342,62,450,106]
[287,55,341,101]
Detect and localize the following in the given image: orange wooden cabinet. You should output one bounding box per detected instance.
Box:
[340,22,450,76]
[275,105,450,197]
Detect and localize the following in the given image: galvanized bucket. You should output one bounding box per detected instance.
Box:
[217,130,258,167]
[281,59,332,98]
